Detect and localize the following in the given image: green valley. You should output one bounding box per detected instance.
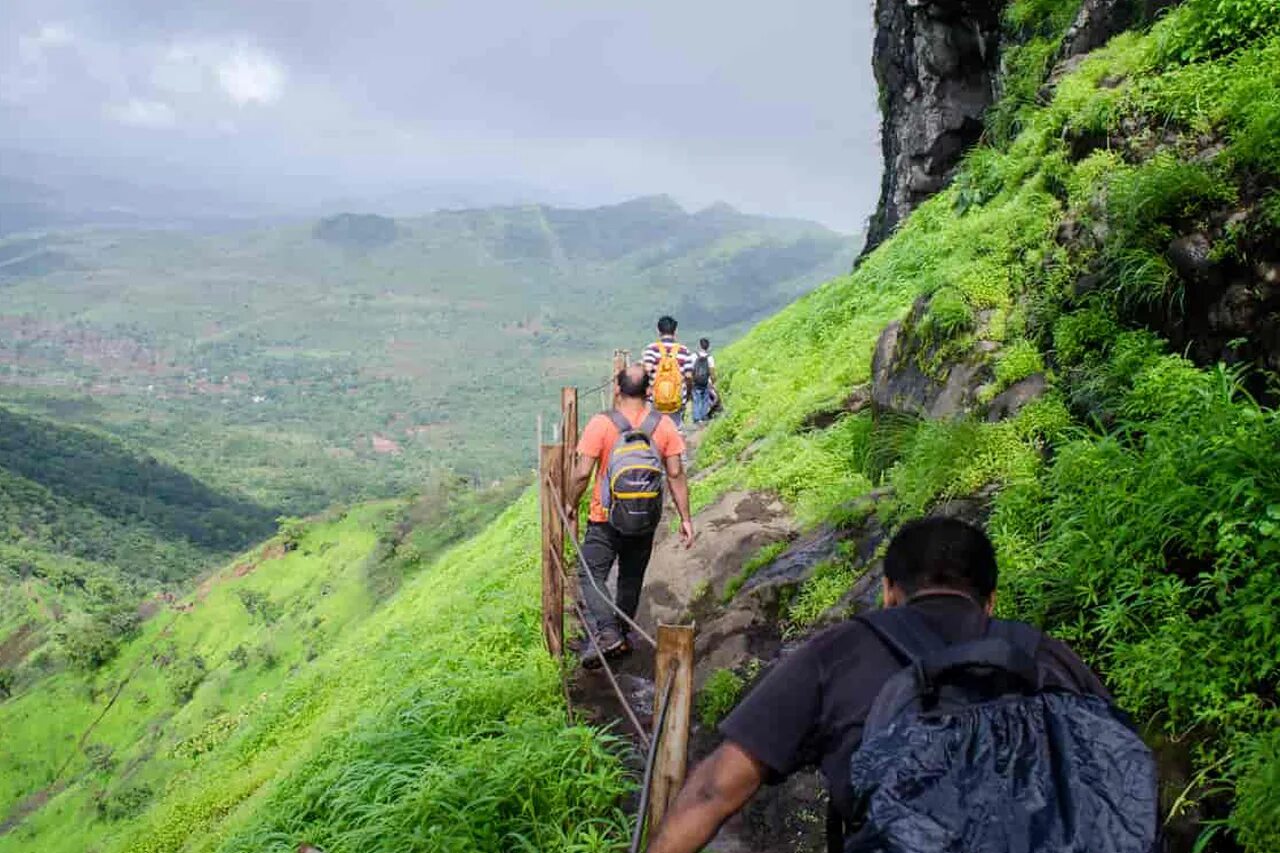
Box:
[0,196,857,511]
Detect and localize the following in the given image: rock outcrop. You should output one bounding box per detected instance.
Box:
[869,295,1003,420]
[1058,0,1179,60]
[866,0,1005,252]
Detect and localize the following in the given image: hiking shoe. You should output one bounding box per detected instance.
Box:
[606,634,632,661]
[580,629,625,670]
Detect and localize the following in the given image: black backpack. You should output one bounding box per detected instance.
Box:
[692,353,711,388]
[844,608,1158,853]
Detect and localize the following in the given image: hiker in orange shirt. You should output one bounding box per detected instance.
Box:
[566,363,695,669]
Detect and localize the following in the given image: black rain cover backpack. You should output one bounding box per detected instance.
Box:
[692,353,711,388]
[845,608,1158,853]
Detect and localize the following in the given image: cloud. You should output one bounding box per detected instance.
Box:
[0,2,879,230]
[2,22,77,103]
[153,39,286,108]
[215,42,284,106]
[105,97,176,128]
[17,23,75,63]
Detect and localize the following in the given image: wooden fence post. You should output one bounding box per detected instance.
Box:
[560,387,579,540]
[648,623,695,831]
[539,443,565,658]
[560,387,582,604]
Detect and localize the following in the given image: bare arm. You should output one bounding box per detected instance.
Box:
[664,453,694,548]
[646,742,766,853]
[566,453,596,512]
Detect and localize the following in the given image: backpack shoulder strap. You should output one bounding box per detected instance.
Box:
[855,607,947,665]
[985,619,1043,658]
[917,620,1043,690]
[638,410,663,438]
[606,410,633,435]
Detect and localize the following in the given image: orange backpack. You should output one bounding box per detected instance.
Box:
[651,342,684,413]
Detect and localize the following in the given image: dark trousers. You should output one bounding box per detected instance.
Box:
[578,521,655,637]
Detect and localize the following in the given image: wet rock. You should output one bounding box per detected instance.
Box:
[985,372,1048,422]
[865,0,1005,253]
[870,296,998,419]
[1168,233,1213,283]
[1207,284,1258,334]
[742,526,841,596]
[931,483,1002,526]
[1059,0,1177,61]
[736,771,828,853]
[800,385,872,431]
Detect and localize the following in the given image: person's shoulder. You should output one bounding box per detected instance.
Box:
[653,411,679,436]
[794,618,877,665]
[581,412,616,440]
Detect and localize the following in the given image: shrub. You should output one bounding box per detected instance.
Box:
[58,614,129,671]
[235,588,281,625]
[994,339,1045,388]
[1156,0,1280,63]
[96,782,155,822]
[169,656,208,704]
[698,668,746,728]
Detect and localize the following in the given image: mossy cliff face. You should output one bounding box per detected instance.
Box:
[866,0,1177,252]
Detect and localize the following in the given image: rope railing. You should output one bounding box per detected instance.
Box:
[536,351,694,851]
[550,546,651,746]
[545,473,657,650]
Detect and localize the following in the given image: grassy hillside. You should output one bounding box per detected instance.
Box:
[0,405,280,695]
[693,1,1280,848]
[0,196,857,512]
[0,490,628,853]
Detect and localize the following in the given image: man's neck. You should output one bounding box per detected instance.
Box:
[659,334,676,342]
[616,398,648,418]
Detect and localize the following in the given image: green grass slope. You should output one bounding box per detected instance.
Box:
[0,405,278,693]
[0,196,857,511]
[0,490,627,853]
[696,1,1280,848]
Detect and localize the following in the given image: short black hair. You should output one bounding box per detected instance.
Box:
[884,517,998,602]
[617,365,650,399]
[657,315,678,335]
[699,337,710,350]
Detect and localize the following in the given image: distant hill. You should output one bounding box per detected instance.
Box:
[312,213,400,249]
[0,196,859,509]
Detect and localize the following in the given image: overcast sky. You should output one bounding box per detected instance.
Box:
[1,1,880,231]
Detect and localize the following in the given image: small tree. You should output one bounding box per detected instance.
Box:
[276,516,307,551]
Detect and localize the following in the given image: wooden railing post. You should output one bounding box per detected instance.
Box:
[648,623,695,831]
[539,443,565,658]
[560,387,583,604]
[560,387,579,542]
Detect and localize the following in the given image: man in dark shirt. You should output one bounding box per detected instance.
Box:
[646,517,1109,853]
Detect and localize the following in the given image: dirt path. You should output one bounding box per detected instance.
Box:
[568,461,832,851]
